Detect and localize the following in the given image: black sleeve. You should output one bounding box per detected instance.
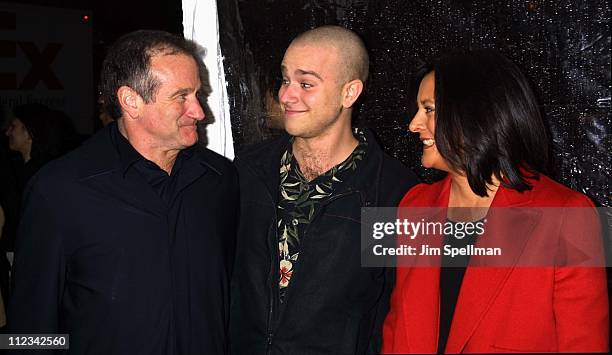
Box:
[7,175,66,336]
[368,159,418,353]
[225,164,240,281]
[368,266,396,354]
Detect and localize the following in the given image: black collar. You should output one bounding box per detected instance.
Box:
[112,122,144,176]
[236,128,386,203]
[77,121,220,181]
[111,123,196,177]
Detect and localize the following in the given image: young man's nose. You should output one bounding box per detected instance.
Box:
[279,84,298,105]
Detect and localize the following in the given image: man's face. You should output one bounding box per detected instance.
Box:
[139,54,205,151]
[278,42,346,139]
[6,118,31,155]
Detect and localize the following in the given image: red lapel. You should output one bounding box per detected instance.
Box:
[445,180,542,353]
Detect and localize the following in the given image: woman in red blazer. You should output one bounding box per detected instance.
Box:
[382,50,609,353]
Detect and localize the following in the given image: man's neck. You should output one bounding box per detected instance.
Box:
[118,120,178,174]
[292,124,358,181]
[146,150,179,175]
[20,147,31,163]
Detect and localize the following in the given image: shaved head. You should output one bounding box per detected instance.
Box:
[290,25,369,85]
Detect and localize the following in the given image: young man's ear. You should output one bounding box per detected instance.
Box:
[117,86,144,119]
[341,79,364,108]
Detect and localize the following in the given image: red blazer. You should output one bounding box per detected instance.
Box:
[382,174,609,353]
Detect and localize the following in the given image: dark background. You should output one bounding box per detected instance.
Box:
[220,0,610,209]
[13,0,183,66]
[7,0,609,209]
[5,0,183,131]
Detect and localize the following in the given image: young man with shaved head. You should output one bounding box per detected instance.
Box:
[230,26,418,354]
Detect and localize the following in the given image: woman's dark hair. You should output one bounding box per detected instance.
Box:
[99,30,202,119]
[425,49,548,196]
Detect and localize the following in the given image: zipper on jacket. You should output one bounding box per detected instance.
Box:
[266,278,275,352]
[266,206,279,353]
[239,155,281,353]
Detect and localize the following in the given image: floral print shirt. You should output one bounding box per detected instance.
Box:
[277,129,367,302]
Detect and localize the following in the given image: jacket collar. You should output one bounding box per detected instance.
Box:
[236,133,290,201]
[71,123,120,180]
[76,122,222,180]
[429,173,538,208]
[400,173,543,353]
[491,179,537,207]
[73,123,221,216]
[236,128,386,204]
[352,128,386,205]
[435,174,541,353]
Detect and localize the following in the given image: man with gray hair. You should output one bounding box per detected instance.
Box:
[8,30,238,354]
[230,25,418,354]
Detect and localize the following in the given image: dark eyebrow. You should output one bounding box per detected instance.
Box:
[170,88,193,98]
[419,98,434,106]
[280,64,323,81]
[296,69,323,81]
